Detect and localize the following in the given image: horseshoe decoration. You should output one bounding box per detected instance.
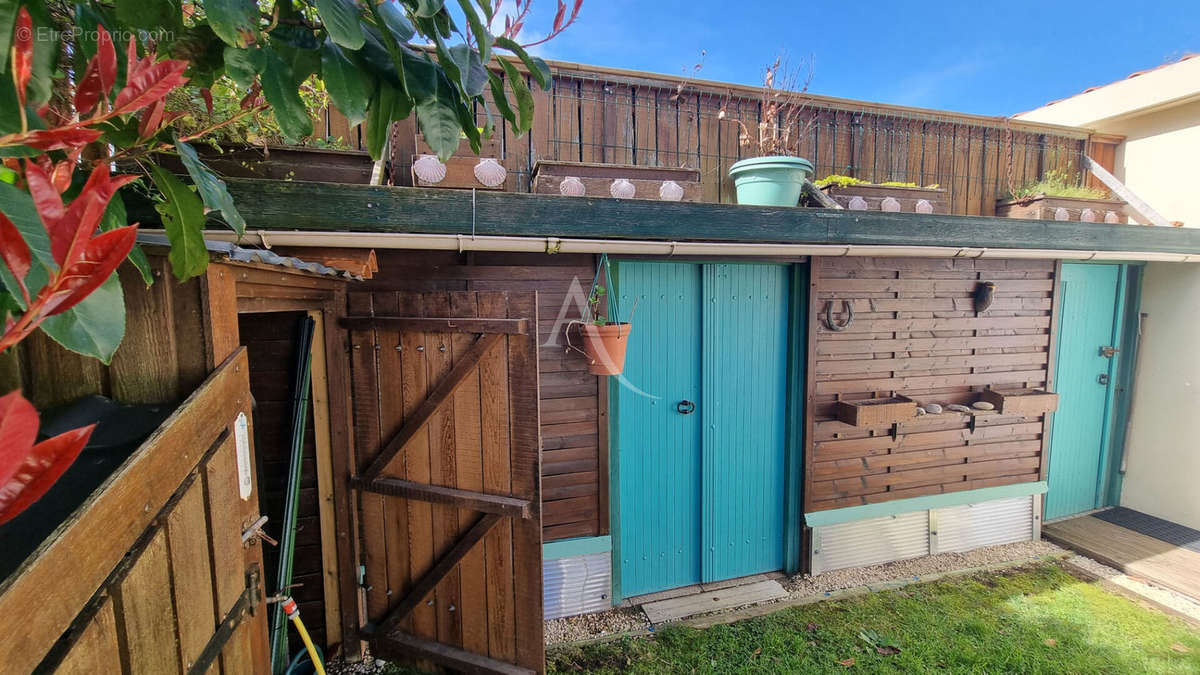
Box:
[824,300,855,332]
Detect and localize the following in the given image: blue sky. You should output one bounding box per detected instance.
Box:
[499,0,1199,116]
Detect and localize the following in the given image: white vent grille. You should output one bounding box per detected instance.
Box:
[543,552,611,620]
[934,496,1034,553]
[813,511,930,574]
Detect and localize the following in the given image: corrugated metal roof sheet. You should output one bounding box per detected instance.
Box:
[136,233,361,280]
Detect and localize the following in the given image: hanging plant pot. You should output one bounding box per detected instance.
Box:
[729,156,814,206]
[578,323,632,375]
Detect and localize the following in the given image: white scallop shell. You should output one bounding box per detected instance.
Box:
[559,176,586,196]
[1054,207,1070,221]
[472,158,507,187]
[915,199,934,214]
[1104,210,1121,224]
[610,178,636,199]
[659,180,685,202]
[413,154,446,184]
[848,196,869,211]
[880,196,901,212]
[1080,208,1096,222]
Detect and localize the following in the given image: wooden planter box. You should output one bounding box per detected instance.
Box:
[532,161,702,202]
[160,144,375,184]
[412,134,509,190]
[836,396,918,427]
[820,183,948,214]
[995,195,1125,223]
[980,388,1059,416]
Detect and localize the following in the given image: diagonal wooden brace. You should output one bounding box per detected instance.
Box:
[360,333,503,483]
[370,513,502,638]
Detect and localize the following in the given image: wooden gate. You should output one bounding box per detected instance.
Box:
[344,291,543,674]
[0,348,270,674]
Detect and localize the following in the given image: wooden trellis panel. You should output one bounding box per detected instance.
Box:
[345,291,543,674]
[806,257,1059,512]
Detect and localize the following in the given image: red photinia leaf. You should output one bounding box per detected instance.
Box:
[0,212,32,303]
[0,423,94,526]
[50,158,77,193]
[552,1,566,32]
[52,166,137,269]
[12,8,34,108]
[200,88,214,115]
[111,58,189,115]
[42,224,138,316]
[0,391,40,490]
[95,25,117,98]
[138,97,166,139]
[23,159,65,227]
[0,126,105,151]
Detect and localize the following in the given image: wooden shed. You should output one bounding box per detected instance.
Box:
[153,179,1195,673]
[0,245,357,674]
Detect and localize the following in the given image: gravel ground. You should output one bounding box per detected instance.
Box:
[325,651,390,675]
[544,605,651,645]
[782,539,1065,596]
[1065,553,1200,621]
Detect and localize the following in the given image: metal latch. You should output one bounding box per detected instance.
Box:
[242,515,277,547]
[1099,346,1120,358]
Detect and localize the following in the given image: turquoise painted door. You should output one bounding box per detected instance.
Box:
[615,261,789,597]
[615,262,704,596]
[1046,264,1122,521]
[701,264,790,582]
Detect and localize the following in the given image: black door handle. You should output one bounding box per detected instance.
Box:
[1098,374,1110,385]
[677,400,696,415]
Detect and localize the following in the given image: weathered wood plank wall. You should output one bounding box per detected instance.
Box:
[805,257,1057,512]
[0,259,208,409]
[355,251,601,543]
[321,62,1098,216]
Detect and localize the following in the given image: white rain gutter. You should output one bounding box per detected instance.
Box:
[162,229,1200,263]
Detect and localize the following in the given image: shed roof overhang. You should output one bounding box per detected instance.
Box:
[212,179,1200,262]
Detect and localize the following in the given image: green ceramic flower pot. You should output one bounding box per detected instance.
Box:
[729,156,814,206]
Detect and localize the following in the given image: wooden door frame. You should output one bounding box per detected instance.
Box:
[216,261,361,654]
[606,259,807,602]
[1045,262,1143,520]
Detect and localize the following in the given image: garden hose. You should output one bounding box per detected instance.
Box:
[281,597,326,675]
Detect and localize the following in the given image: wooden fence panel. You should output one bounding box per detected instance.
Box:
[805,258,1058,512]
[318,61,1093,214]
[347,291,543,674]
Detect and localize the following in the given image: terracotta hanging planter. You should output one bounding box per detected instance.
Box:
[575,322,632,375]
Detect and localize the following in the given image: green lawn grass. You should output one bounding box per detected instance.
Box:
[547,563,1200,674]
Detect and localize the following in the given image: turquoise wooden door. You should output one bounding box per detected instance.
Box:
[615,261,789,597]
[1046,264,1122,521]
[615,262,704,596]
[701,264,790,582]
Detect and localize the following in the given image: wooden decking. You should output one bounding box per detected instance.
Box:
[1043,515,1200,600]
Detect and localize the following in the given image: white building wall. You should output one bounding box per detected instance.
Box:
[1120,263,1200,529]
[1017,60,1200,528]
